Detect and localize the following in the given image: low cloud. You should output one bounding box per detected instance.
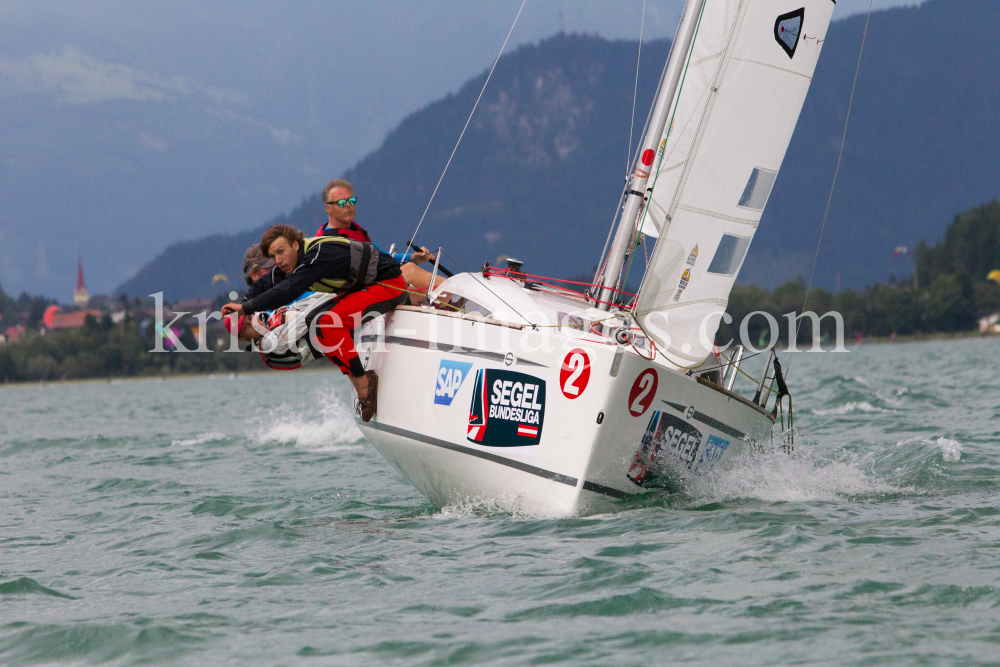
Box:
[0,46,296,147]
[140,132,167,151]
[0,45,243,107]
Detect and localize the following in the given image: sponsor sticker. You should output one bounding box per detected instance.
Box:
[672,245,698,301]
[696,435,730,469]
[559,348,591,399]
[627,411,705,485]
[434,359,473,406]
[627,369,658,417]
[467,369,546,447]
[657,413,704,467]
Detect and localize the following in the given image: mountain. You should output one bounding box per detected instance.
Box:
[118,34,674,301]
[748,0,1000,288]
[114,197,326,302]
[117,0,1000,300]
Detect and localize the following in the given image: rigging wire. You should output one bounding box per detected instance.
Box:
[617,0,646,299]
[439,249,534,327]
[787,0,874,376]
[605,0,708,296]
[408,0,528,247]
[626,0,646,177]
[593,14,675,289]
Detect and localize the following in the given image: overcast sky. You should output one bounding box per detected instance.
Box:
[0,0,922,298]
[0,0,916,173]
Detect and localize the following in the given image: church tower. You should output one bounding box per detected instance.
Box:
[74,257,90,308]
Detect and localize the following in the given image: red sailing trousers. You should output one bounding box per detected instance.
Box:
[313,276,407,377]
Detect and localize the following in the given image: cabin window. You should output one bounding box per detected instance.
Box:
[557,312,586,332]
[443,294,491,318]
[707,234,751,276]
[737,167,778,210]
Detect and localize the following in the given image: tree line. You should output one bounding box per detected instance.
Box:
[720,201,1000,345]
[0,307,262,383]
[1,201,998,383]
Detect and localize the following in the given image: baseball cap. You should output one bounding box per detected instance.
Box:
[224,313,246,335]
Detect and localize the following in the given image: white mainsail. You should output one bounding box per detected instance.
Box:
[634,0,835,366]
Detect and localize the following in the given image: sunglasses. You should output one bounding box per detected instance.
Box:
[326,197,357,208]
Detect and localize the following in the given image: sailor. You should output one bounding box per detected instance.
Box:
[225,292,338,371]
[221,224,407,421]
[241,244,275,287]
[241,242,286,304]
[318,179,445,302]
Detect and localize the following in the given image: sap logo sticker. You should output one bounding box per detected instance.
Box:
[434,360,474,406]
[697,435,730,469]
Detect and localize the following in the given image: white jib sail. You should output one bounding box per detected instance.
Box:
[634,0,835,367]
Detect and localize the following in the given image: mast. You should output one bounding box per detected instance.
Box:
[595,0,706,310]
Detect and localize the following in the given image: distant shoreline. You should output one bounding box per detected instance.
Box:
[852,329,998,346]
[3,330,996,390]
[0,363,334,389]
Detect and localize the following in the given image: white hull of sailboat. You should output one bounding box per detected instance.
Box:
[346,0,836,516]
[356,301,774,517]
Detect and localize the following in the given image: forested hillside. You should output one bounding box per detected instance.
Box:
[118,0,1000,300]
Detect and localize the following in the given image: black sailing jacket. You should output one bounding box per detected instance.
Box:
[241,237,401,315]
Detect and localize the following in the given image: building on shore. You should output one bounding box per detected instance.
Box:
[74,257,90,308]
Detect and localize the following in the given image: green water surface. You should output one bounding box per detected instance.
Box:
[2,338,999,666]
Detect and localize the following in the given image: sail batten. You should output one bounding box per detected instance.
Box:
[634,0,835,367]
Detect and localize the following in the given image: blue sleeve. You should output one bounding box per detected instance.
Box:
[371,242,412,264]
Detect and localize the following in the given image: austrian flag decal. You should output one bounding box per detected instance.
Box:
[468,369,546,447]
[517,425,538,438]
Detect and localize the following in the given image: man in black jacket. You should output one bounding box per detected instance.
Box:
[222,225,407,421]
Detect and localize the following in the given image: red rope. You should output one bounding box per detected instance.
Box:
[528,281,633,310]
[484,268,638,298]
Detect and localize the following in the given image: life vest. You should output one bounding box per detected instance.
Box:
[254,292,338,370]
[315,221,372,243]
[301,236,380,295]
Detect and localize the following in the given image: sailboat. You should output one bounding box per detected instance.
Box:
[355,0,835,516]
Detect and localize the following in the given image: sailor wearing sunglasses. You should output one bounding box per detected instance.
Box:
[317,179,444,302]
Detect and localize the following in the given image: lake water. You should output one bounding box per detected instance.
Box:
[2,338,999,666]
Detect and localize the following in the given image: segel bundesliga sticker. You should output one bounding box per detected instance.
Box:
[434,360,474,406]
[467,369,546,446]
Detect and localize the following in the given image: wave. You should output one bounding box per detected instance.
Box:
[936,437,963,462]
[812,401,892,415]
[892,436,963,464]
[171,432,226,447]
[0,577,77,599]
[250,388,363,451]
[685,447,905,504]
[437,494,541,520]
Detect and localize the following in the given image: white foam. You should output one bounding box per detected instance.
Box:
[813,401,890,415]
[438,496,515,519]
[171,432,226,447]
[937,437,962,462]
[687,448,901,504]
[437,493,552,520]
[894,436,963,463]
[250,392,363,451]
